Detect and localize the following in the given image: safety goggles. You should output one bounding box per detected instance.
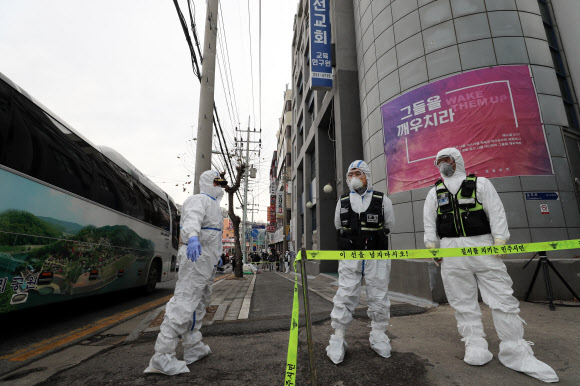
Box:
[435,155,455,166]
[213,177,228,186]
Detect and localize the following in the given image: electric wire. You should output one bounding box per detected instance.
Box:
[246,0,256,128]
[172,0,241,206]
[218,2,241,125]
[187,0,203,61]
[259,0,262,132]
[172,0,201,80]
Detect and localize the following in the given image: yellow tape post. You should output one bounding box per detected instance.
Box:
[284,252,301,386]
[283,239,580,385]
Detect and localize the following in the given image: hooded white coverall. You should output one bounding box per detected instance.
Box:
[326,160,395,364]
[423,148,558,383]
[145,170,224,375]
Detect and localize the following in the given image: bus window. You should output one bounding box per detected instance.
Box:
[169,201,179,249]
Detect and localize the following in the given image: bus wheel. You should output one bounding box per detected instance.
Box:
[144,261,159,294]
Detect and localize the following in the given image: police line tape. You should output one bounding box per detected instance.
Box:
[284,239,580,385]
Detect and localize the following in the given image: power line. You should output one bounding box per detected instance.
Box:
[172,0,241,205]
[246,0,256,128]
[259,0,262,131]
[187,0,203,62]
[172,0,201,80]
[218,1,241,125]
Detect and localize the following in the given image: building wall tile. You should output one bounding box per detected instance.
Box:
[458,39,497,69]
[392,202,415,232]
[423,20,457,54]
[426,45,461,79]
[419,0,452,30]
[485,0,516,11]
[397,32,425,66]
[489,11,523,37]
[399,57,428,90]
[450,0,485,17]
[394,11,421,43]
[494,37,529,64]
[454,13,491,43]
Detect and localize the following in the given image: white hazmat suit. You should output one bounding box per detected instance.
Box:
[326,160,395,364]
[145,170,224,375]
[423,148,558,383]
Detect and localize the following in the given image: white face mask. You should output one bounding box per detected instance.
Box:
[349,177,364,190]
[210,185,224,199]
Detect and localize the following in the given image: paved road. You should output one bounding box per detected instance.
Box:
[3,272,578,385]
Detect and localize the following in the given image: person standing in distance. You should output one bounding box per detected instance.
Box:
[145,170,227,375]
[423,147,558,383]
[326,160,395,364]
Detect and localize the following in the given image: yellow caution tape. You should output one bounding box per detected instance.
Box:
[295,239,580,261]
[284,256,300,386]
[284,239,580,385]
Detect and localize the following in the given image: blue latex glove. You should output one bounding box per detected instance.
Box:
[218,257,223,267]
[187,236,201,262]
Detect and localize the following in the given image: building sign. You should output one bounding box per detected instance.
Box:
[525,192,559,200]
[381,65,552,194]
[267,225,276,233]
[309,0,332,90]
[268,206,276,224]
[276,191,284,218]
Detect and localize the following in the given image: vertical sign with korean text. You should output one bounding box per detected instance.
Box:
[381,66,552,194]
[276,191,284,218]
[309,0,332,90]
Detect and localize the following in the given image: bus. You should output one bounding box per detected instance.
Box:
[0,72,179,314]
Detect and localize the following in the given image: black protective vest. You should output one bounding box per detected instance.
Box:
[436,174,491,238]
[338,192,389,250]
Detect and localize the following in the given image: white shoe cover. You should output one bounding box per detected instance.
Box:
[184,341,212,365]
[369,330,391,358]
[326,334,347,364]
[144,353,190,375]
[499,340,559,383]
[462,337,493,366]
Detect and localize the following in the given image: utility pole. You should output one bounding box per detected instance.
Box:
[237,118,261,263]
[247,197,260,254]
[242,118,250,263]
[194,0,219,194]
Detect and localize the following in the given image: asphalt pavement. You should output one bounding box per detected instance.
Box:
[1,270,579,385]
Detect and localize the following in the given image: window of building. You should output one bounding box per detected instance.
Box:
[538,0,579,130]
[310,152,316,179]
[311,207,317,231]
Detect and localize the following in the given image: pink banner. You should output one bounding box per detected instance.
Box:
[381,66,552,194]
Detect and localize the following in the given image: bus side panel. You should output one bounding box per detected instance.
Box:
[0,168,169,313]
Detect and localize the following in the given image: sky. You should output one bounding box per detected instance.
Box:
[0,0,298,223]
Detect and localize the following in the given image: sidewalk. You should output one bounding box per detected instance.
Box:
[2,271,579,385]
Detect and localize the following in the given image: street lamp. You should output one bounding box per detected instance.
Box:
[323,183,333,193]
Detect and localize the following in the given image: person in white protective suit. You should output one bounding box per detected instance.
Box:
[423,147,558,383]
[145,170,227,375]
[326,160,395,364]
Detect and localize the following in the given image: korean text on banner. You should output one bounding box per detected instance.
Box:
[309,0,332,90]
[381,65,552,194]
